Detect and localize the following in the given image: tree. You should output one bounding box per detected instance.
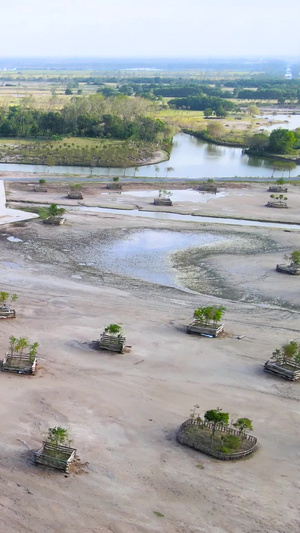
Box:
[233,418,253,437]
[65,88,73,95]
[105,324,122,335]
[204,108,214,117]
[268,129,295,154]
[249,133,269,151]
[0,291,17,308]
[289,250,300,266]
[155,165,160,178]
[204,408,229,448]
[247,105,259,116]
[206,121,225,138]
[193,305,226,325]
[272,341,300,365]
[48,203,66,217]
[47,427,70,446]
[158,189,172,198]
[165,166,174,177]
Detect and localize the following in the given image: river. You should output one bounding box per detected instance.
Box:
[0,133,299,179]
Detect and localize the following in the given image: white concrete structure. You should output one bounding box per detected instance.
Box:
[0,180,38,225]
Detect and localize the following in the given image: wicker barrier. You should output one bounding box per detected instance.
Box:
[177,419,257,461]
[268,186,288,193]
[106,183,122,190]
[153,198,173,206]
[2,353,37,374]
[43,216,65,225]
[266,202,288,208]
[67,192,83,199]
[264,360,300,381]
[186,321,224,337]
[276,264,300,275]
[98,333,126,354]
[0,306,16,319]
[34,442,76,472]
[197,185,218,193]
[34,186,48,192]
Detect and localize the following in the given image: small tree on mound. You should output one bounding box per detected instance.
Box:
[275,178,285,185]
[193,305,226,325]
[113,177,120,182]
[39,179,46,185]
[104,323,123,335]
[0,291,17,309]
[48,203,65,217]
[204,408,229,448]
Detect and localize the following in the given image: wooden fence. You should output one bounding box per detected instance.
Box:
[177,418,257,461]
[2,353,36,374]
[98,333,126,354]
[264,360,300,381]
[34,442,76,472]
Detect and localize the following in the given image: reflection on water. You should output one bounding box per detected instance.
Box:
[89,229,226,289]
[258,114,300,132]
[121,189,226,202]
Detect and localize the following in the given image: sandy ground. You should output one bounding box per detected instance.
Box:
[0,187,300,532]
[6,180,300,224]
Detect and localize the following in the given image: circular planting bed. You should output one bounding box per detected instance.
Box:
[177,419,257,460]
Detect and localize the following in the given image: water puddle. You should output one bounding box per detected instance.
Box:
[0,261,21,269]
[120,189,226,203]
[7,236,23,242]
[83,229,228,289]
[67,205,300,230]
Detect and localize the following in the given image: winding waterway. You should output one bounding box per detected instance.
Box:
[1,133,300,179]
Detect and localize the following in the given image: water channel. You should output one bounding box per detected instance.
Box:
[1,132,300,179]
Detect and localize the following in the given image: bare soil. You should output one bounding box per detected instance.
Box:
[0,185,300,532]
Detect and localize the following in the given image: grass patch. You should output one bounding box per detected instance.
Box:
[18,206,49,219]
[153,511,164,518]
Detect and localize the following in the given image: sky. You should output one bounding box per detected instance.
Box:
[0,0,298,58]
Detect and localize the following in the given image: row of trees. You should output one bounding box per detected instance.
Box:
[168,95,235,116]
[0,94,172,144]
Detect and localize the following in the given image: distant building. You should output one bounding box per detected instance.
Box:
[285,66,292,80]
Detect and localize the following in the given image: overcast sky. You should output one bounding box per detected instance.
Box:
[0,0,298,58]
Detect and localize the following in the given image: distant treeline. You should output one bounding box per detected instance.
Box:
[0,94,172,142]
[223,77,300,101]
[168,95,236,116]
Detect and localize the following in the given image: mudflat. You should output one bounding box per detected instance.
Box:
[0,184,300,533]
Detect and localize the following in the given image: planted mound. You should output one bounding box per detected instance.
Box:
[177,419,257,460]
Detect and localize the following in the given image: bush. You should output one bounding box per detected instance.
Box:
[221,435,240,452]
